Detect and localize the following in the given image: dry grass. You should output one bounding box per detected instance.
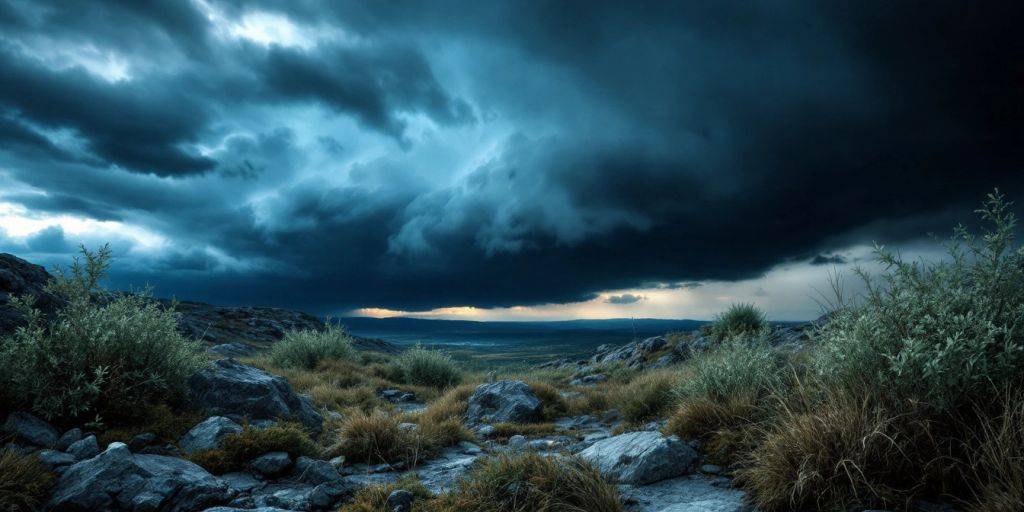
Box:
[431,452,623,512]
[418,384,477,425]
[327,409,473,467]
[966,392,1024,512]
[188,422,320,474]
[612,369,678,423]
[0,449,55,512]
[338,475,434,512]
[665,393,761,465]
[527,381,569,419]
[489,422,559,440]
[98,403,204,447]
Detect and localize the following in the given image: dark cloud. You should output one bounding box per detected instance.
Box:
[605,294,645,305]
[25,226,74,253]
[0,0,1021,314]
[810,254,848,266]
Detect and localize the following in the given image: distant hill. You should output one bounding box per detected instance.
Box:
[336,316,707,335]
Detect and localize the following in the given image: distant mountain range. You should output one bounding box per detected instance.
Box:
[336,316,708,335]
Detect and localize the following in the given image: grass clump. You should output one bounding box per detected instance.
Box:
[0,245,206,424]
[674,339,785,402]
[189,422,319,474]
[395,346,463,389]
[268,323,356,369]
[966,391,1024,512]
[614,370,678,423]
[0,449,55,512]
[328,410,472,467]
[709,302,767,342]
[339,476,433,512]
[434,453,623,512]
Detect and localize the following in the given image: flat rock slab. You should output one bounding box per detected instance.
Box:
[578,431,697,485]
[619,475,750,512]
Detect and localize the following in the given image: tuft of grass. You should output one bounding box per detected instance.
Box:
[709,302,767,342]
[327,410,472,467]
[268,323,356,370]
[419,384,476,425]
[488,422,559,440]
[665,393,761,466]
[613,369,678,423]
[188,422,319,474]
[674,339,786,403]
[395,346,463,389]
[528,381,569,420]
[339,476,433,512]
[434,453,623,512]
[967,391,1024,512]
[0,449,55,512]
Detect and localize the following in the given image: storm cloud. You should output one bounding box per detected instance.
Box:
[0,0,1022,315]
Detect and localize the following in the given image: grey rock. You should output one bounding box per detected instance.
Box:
[397,422,418,433]
[181,416,244,454]
[204,508,295,512]
[251,452,292,477]
[386,489,414,512]
[507,435,527,449]
[67,435,100,460]
[3,411,59,447]
[475,425,496,437]
[618,474,748,512]
[413,446,481,494]
[129,433,159,452]
[578,431,697,485]
[701,464,722,475]
[0,253,61,335]
[465,381,542,424]
[38,449,77,470]
[208,342,260,358]
[47,442,232,512]
[570,374,607,386]
[57,428,84,451]
[188,358,323,434]
[221,472,263,493]
[294,456,342,486]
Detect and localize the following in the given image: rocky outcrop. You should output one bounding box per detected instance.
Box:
[0,253,60,334]
[187,358,323,434]
[465,380,543,425]
[47,442,232,511]
[169,300,324,346]
[180,416,244,454]
[3,411,59,447]
[578,431,697,485]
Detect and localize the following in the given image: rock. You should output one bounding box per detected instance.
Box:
[3,411,59,447]
[637,336,667,353]
[57,428,84,451]
[221,472,263,493]
[465,381,543,424]
[578,431,697,485]
[618,474,748,512]
[208,342,260,358]
[251,452,292,477]
[397,423,418,433]
[38,449,77,470]
[413,446,482,494]
[701,464,722,475]
[181,416,244,454]
[507,435,527,449]
[475,425,496,438]
[294,456,342,486]
[328,456,345,468]
[129,433,159,452]
[67,435,100,460]
[203,508,295,512]
[0,253,61,335]
[47,442,232,512]
[386,489,414,512]
[188,358,323,433]
[569,374,607,386]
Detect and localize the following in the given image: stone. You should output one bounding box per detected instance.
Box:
[129,433,159,452]
[57,428,84,451]
[203,508,295,512]
[3,411,59,447]
[507,435,527,449]
[475,425,496,437]
[413,446,482,494]
[578,431,697,485]
[188,358,323,433]
[701,464,722,475]
[386,489,414,512]
[294,456,343,485]
[0,253,61,334]
[569,374,607,387]
[221,472,263,493]
[47,442,232,512]
[617,474,748,512]
[397,422,418,433]
[208,342,260,358]
[67,435,100,460]
[180,416,244,454]
[38,449,77,470]
[251,452,292,477]
[465,381,543,424]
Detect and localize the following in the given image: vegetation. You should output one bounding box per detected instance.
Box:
[708,302,767,342]
[0,245,206,424]
[395,345,463,389]
[0,449,54,512]
[189,423,320,474]
[269,323,356,369]
[339,476,433,512]
[613,370,678,422]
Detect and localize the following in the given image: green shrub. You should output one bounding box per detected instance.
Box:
[188,422,319,474]
[434,453,623,512]
[814,191,1024,411]
[709,303,768,342]
[269,323,356,369]
[395,346,463,389]
[0,245,207,424]
[674,339,785,402]
[0,449,55,512]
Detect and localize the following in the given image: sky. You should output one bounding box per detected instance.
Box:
[0,1,1022,321]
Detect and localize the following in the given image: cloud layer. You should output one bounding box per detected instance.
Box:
[0,0,1022,316]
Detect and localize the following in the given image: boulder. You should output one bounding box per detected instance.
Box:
[47,442,232,511]
[465,381,542,424]
[188,358,323,433]
[577,431,697,485]
[294,456,342,486]
[38,449,77,470]
[3,411,59,447]
[208,343,261,358]
[67,435,100,460]
[387,489,414,512]
[57,428,84,451]
[180,416,244,454]
[0,253,60,334]
[250,452,292,477]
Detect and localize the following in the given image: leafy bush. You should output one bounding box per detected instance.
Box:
[395,346,463,389]
[709,303,768,342]
[814,191,1024,411]
[0,449,54,512]
[0,245,207,423]
[674,339,785,402]
[434,453,623,512]
[269,323,356,369]
[189,422,319,474]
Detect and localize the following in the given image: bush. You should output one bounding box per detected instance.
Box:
[674,339,785,402]
[189,423,319,474]
[269,323,356,369]
[0,245,207,424]
[614,370,678,422]
[814,191,1024,411]
[395,346,463,389]
[434,453,623,512]
[0,449,54,512]
[709,303,767,342]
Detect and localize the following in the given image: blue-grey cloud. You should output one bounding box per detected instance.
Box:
[605,294,645,305]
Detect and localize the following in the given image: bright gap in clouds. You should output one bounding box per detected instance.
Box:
[0,201,166,251]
